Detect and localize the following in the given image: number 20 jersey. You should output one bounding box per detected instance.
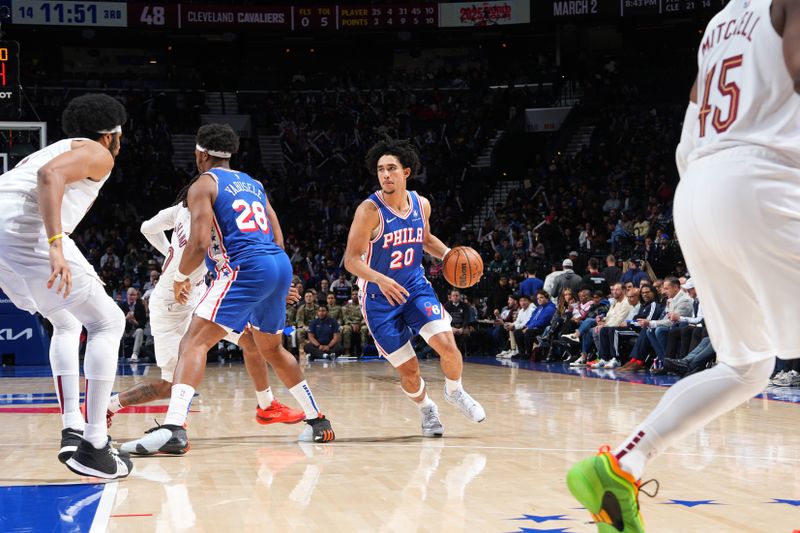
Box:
[358,190,428,297]
[690,0,800,165]
[205,167,282,274]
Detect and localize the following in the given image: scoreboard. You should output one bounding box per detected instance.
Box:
[337,5,437,30]
[534,0,728,20]
[7,1,440,30]
[3,0,728,29]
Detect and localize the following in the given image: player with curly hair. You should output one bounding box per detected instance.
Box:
[343,137,486,439]
[0,93,133,479]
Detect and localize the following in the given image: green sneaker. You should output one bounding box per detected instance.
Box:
[567,446,652,532]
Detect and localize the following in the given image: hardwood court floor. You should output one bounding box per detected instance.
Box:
[1,359,799,532]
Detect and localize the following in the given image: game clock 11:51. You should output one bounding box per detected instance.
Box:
[12,0,128,27]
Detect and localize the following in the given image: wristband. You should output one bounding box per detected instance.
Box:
[175,269,191,283]
[48,233,64,245]
[441,247,452,260]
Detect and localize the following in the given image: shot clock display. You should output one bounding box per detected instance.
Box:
[0,41,20,110]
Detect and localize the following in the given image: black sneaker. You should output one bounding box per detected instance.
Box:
[59,428,84,464]
[298,415,335,443]
[119,423,189,455]
[65,438,133,479]
[664,358,689,376]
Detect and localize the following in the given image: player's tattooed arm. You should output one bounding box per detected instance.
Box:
[418,195,450,261]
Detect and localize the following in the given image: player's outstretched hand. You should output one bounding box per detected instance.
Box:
[377,275,409,306]
[173,279,191,304]
[47,245,72,298]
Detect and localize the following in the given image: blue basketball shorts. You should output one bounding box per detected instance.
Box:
[361,282,451,360]
[195,252,292,334]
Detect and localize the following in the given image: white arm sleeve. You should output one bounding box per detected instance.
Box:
[675,101,699,178]
[140,204,180,257]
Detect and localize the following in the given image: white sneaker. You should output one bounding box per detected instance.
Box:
[562,333,579,341]
[496,350,510,358]
[770,370,787,385]
[771,370,794,387]
[444,387,486,423]
[502,349,519,359]
[130,354,139,362]
[605,358,620,369]
[570,354,587,367]
[420,402,444,438]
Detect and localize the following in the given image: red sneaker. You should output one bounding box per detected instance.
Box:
[256,400,305,425]
[80,402,114,428]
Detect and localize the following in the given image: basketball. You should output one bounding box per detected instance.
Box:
[442,246,483,288]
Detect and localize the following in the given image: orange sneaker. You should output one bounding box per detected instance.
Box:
[80,402,114,428]
[256,400,305,425]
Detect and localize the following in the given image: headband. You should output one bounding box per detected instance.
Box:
[196,144,232,159]
[97,125,122,134]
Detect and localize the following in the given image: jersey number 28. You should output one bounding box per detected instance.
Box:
[233,200,270,233]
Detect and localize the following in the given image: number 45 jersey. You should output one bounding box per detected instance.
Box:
[690,0,800,165]
[205,167,283,274]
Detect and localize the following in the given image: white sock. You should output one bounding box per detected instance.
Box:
[256,387,275,409]
[613,358,773,480]
[83,378,114,449]
[107,394,124,414]
[289,380,320,419]
[54,374,84,430]
[445,377,462,395]
[415,394,435,410]
[164,384,195,427]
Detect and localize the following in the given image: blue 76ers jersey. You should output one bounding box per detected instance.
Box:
[359,190,428,296]
[205,167,283,274]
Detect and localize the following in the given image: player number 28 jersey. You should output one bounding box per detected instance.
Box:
[359,190,428,296]
[205,167,283,274]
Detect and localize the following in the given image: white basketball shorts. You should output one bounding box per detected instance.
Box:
[149,285,240,382]
[675,147,800,366]
[0,203,102,317]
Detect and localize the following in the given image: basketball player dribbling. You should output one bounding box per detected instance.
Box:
[103,190,304,430]
[343,138,485,437]
[0,94,132,479]
[567,1,800,530]
[122,124,333,454]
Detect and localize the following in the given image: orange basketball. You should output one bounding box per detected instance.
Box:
[442,246,483,288]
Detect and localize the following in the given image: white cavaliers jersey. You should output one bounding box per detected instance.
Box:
[141,204,207,303]
[690,0,800,164]
[0,138,111,234]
